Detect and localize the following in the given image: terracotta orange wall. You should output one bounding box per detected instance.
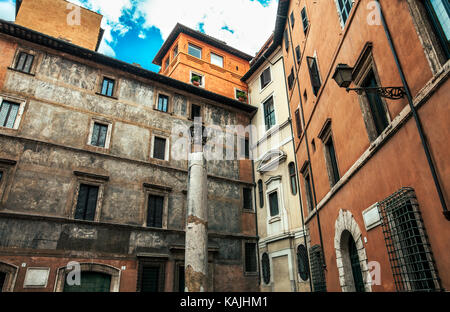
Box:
[159,33,250,100]
[15,0,102,51]
[283,0,449,291]
[0,38,17,89]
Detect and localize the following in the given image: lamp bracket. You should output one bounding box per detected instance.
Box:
[346,86,406,100]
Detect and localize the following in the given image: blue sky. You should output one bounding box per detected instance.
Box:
[0,0,278,72]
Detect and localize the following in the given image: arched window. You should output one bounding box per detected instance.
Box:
[297,244,310,281]
[258,179,264,208]
[261,253,270,285]
[289,162,297,195]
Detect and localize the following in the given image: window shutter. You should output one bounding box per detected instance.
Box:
[284,29,289,51]
[295,109,302,137]
[245,243,257,272]
[301,7,309,34]
[74,184,89,220]
[85,186,99,221]
[147,195,164,228]
[140,266,160,292]
[153,137,166,160]
[269,192,279,216]
[258,180,264,208]
[307,56,321,95]
[243,188,252,210]
[310,245,327,292]
[295,45,301,63]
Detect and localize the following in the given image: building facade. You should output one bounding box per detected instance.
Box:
[0,2,259,291]
[153,23,252,100]
[279,0,449,292]
[243,34,310,292]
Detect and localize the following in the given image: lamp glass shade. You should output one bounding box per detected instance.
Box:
[332,64,353,88]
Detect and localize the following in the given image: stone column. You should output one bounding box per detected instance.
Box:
[185,151,208,292]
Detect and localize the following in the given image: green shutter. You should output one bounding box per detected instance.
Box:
[64,272,111,292]
[141,266,160,292]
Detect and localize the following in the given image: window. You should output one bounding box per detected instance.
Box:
[64,272,111,292]
[147,194,164,228]
[100,77,115,97]
[258,179,264,208]
[138,262,165,292]
[261,253,270,284]
[244,243,257,273]
[289,162,298,195]
[191,104,201,120]
[268,191,279,217]
[74,184,99,221]
[157,94,169,112]
[302,169,314,211]
[301,7,309,34]
[0,271,5,291]
[290,11,295,27]
[263,96,276,131]
[244,138,250,159]
[210,52,223,67]
[90,122,108,147]
[190,72,204,87]
[297,245,310,281]
[324,135,340,186]
[176,265,185,292]
[295,109,302,137]
[336,0,354,27]
[307,56,321,96]
[173,44,178,57]
[284,29,289,51]
[260,67,271,89]
[153,137,167,160]
[0,171,3,182]
[164,57,170,70]
[288,67,295,90]
[14,51,34,73]
[424,0,450,59]
[310,245,327,292]
[362,70,389,137]
[0,100,20,129]
[378,187,441,291]
[243,187,253,211]
[295,45,301,64]
[188,43,202,59]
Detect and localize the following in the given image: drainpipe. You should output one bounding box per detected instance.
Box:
[286,18,327,270]
[375,0,448,220]
[280,55,313,291]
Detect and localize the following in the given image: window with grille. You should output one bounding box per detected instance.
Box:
[295,109,302,137]
[147,194,164,228]
[14,51,34,73]
[310,245,326,292]
[295,45,301,64]
[153,137,167,160]
[261,253,270,284]
[297,244,310,281]
[336,0,354,27]
[258,180,264,208]
[100,77,115,97]
[301,7,309,34]
[245,243,257,273]
[243,187,253,211]
[263,96,276,131]
[90,122,108,147]
[307,56,321,96]
[0,100,20,129]
[289,162,298,195]
[74,184,99,221]
[269,191,279,217]
[157,94,169,112]
[260,67,271,89]
[138,262,165,292]
[378,187,442,291]
[424,0,450,59]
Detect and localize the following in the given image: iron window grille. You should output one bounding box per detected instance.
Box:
[263,96,276,131]
[101,77,115,97]
[310,245,326,292]
[307,56,321,96]
[261,253,270,284]
[14,51,34,73]
[258,179,264,208]
[245,243,257,273]
[297,244,310,281]
[90,122,108,147]
[301,7,309,34]
[378,187,442,292]
[0,100,20,128]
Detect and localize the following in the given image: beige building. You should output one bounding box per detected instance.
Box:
[243,33,311,292]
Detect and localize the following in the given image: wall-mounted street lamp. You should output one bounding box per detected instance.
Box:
[189,121,207,151]
[332,63,406,100]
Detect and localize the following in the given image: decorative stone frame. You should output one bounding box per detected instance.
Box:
[318,119,340,187]
[189,70,205,88]
[69,171,109,222]
[334,209,372,292]
[54,263,121,292]
[0,261,18,292]
[136,257,166,292]
[141,182,171,229]
[96,74,120,99]
[150,133,171,162]
[154,89,174,114]
[405,0,450,74]
[243,240,259,276]
[0,158,16,206]
[353,44,391,142]
[85,117,114,150]
[0,94,27,131]
[9,46,41,75]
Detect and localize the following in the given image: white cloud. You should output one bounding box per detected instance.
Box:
[135,0,278,56]
[0,0,15,21]
[138,31,146,39]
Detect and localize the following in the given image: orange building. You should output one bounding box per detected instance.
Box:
[15,0,104,51]
[153,23,252,101]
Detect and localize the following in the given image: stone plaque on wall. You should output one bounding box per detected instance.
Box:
[24,268,50,288]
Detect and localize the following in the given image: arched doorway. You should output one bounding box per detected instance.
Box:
[63,271,111,292]
[346,231,365,292]
[0,261,18,292]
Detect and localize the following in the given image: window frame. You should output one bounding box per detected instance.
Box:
[10,48,39,75]
[262,95,276,131]
[190,103,203,121]
[258,179,264,208]
[190,71,205,88]
[307,55,322,96]
[300,163,314,212]
[151,135,170,161]
[99,77,116,98]
[268,190,280,217]
[301,7,309,35]
[136,259,166,292]
[86,118,113,150]
[243,241,258,274]
[295,108,302,138]
[318,120,340,187]
[0,95,27,131]
[334,0,354,28]
[242,186,254,212]
[288,162,298,195]
[259,66,272,91]
[155,92,172,114]
[295,45,301,64]
[188,43,202,59]
[210,51,224,67]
